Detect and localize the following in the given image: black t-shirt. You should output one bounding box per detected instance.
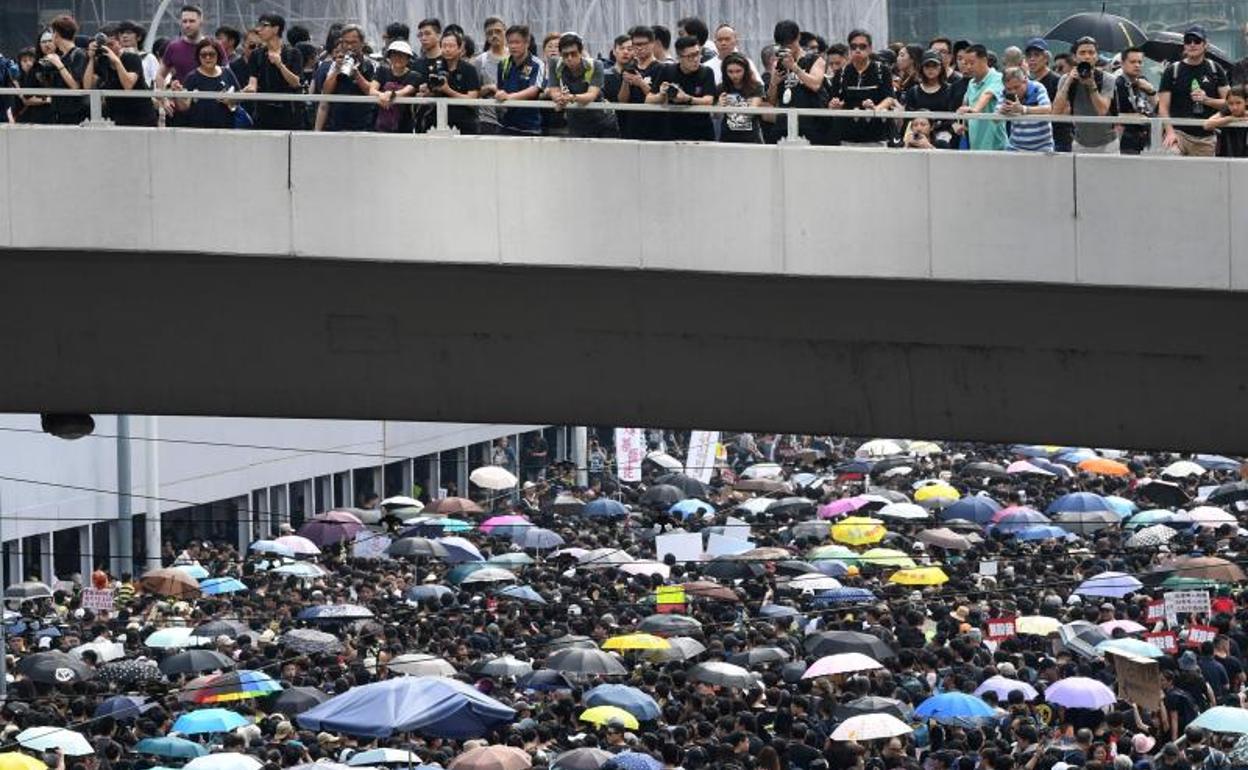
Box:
[98,50,157,126]
[17,65,56,124]
[832,60,895,142]
[1159,58,1228,136]
[1216,107,1248,157]
[1114,74,1153,153]
[718,84,763,143]
[617,59,668,140]
[315,55,376,132]
[373,65,423,133]
[181,68,240,128]
[247,44,303,129]
[655,63,715,141]
[228,54,251,88]
[419,57,481,133]
[50,46,89,124]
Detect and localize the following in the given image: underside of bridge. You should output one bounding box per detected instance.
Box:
[2,248,1244,452]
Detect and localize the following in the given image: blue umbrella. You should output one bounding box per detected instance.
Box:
[1014,525,1075,542]
[405,584,454,604]
[585,499,629,519]
[434,537,484,564]
[175,564,210,580]
[1126,509,1176,529]
[34,626,62,639]
[669,499,714,519]
[495,585,546,604]
[993,510,1051,534]
[584,684,661,721]
[914,692,996,725]
[811,560,849,577]
[135,737,209,759]
[517,670,574,692]
[250,539,296,558]
[1010,445,1058,458]
[1056,448,1098,465]
[171,708,249,734]
[513,527,565,549]
[1096,638,1165,658]
[1196,454,1241,472]
[295,604,373,622]
[1030,458,1073,477]
[758,604,803,619]
[812,587,877,605]
[1048,492,1113,515]
[1104,496,1138,518]
[447,563,492,584]
[939,497,1001,525]
[604,752,663,770]
[1192,706,1248,734]
[199,577,247,596]
[95,695,151,722]
[297,676,515,739]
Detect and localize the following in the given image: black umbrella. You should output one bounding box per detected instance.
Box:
[278,629,344,654]
[1143,31,1233,69]
[517,669,575,691]
[728,646,792,668]
[702,559,765,581]
[833,695,913,722]
[191,619,253,639]
[545,648,627,676]
[387,537,446,559]
[640,484,686,508]
[775,560,820,577]
[97,659,165,686]
[865,488,910,504]
[962,462,1008,479]
[158,649,235,676]
[869,457,916,477]
[780,660,807,684]
[767,497,816,517]
[1208,481,1248,506]
[1045,12,1146,50]
[1136,479,1190,508]
[271,686,331,716]
[637,613,703,637]
[689,661,756,688]
[4,581,53,602]
[654,473,710,499]
[15,650,95,685]
[804,630,896,660]
[547,634,598,651]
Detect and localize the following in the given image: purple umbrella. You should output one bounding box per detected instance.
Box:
[1044,677,1117,709]
[297,514,364,546]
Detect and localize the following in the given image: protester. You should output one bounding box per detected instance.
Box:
[1115,46,1157,155]
[492,25,544,136]
[546,32,617,139]
[717,52,765,144]
[648,35,715,142]
[1159,24,1231,157]
[244,13,303,131]
[370,40,422,134]
[83,24,157,126]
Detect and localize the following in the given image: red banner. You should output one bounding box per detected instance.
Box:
[1185,624,1218,649]
[1146,600,1166,623]
[1145,631,1178,653]
[987,617,1017,641]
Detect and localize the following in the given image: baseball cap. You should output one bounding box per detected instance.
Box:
[386,40,414,57]
[1185,25,1208,42]
[921,50,942,66]
[1024,37,1049,53]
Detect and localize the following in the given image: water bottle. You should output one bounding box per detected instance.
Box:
[1190,77,1204,116]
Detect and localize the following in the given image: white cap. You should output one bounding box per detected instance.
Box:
[386,40,414,57]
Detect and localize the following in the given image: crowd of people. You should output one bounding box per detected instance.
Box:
[1,6,1246,156]
[4,432,1248,770]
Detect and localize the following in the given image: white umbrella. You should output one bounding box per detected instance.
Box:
[973,675,1039,701]
[740,463,784,480]
[803,653,884,678]
[348,749,424,766]
[618,561,671,579]
[145,627,211,649]
[185,754,263,770]
[71,640,126,663]
[784,574,843,593]
[831,713,913,741]
[17,727,94,756]
[876,502,930,521]
[647,451,685,472]
[907,441,943,456]
[736,498,772,514]
[470,466,519,490]
[380,496,424,511]
[856,439,905,458]
[1162,460,1207,479]
[1188,506,1237,527]
[383,653,457,677]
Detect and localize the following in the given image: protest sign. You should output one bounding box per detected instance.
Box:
[81,588,114,612]
[986,617,1016,641]
[1106,650,1162,711]
[655,532,703,565]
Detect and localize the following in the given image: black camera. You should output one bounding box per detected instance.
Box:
[665,83,680,100]
[1076,61,1092,78]
[93,32,110,62]
[623,60,638,74]
[426,63,446,88]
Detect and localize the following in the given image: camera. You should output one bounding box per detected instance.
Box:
[1076,61,1092,79]
[93,32,110,62]
[665,83,680,100]
[340,52,356,78]
[427,65,446,88]
[623,60,638,74]
[1006,92,1019,103]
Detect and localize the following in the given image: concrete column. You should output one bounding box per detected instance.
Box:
[79,526,94,584]
[401,459,414,499]
[6,539,23,587]
[255,490,271,539]
[429,454,442,500]
[573,427,588,487]
[143,415,161,569]
[237,497,253,553]
[38,533,53,585]
[456,447,468,495]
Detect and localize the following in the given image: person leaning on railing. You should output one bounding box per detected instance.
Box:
[171,37,242,129]
[83,24,157,127]
[546,32,618,139]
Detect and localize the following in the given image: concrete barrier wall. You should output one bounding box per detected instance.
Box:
[2,125,1244,291]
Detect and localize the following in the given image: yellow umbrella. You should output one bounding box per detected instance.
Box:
[859,548,916,568]
[1015,616,1062,636]
[832,516,887,546]
[889,566,949,586]
[579,705,640,729]
[0,755,47,770]
[602,633,670,651]
[915,484,961,504]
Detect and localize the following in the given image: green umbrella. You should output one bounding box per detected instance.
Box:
[1161,576,1220,590]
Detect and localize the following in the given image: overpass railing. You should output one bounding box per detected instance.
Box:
[0,86,1236,154]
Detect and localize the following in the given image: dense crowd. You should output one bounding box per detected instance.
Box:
[4,432,1248,770]
[1,6,1246,156]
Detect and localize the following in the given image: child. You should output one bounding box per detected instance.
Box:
[904,114,934,149]
[1205,85,1247,158]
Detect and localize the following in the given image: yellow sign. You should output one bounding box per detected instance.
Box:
[655,586,686,606]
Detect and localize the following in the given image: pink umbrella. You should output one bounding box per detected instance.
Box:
[1006,461,1055,476]
[802,652,884,678]
[1099,619,1147,635]
[319,510,364,525]
[273,535,321,555]
[992,505,1045,524]
[819,497,869,519]
[479,515,529,534]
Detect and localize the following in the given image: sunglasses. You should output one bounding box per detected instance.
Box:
[1184,36,1205,45]
[849,43,870,51]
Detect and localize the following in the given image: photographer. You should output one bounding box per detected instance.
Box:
[1051,36,1118,153]
[647,35,715,142]
[315,23,375,132]
[420,29,480,134]
[766,20,831,144]
[1114,46,1156,155]
[83,25,157,126]
[616,26,667,140]
[43,15,89,124]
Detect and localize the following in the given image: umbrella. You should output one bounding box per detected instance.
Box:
[97,658,164,686]
[139,568,201,598]
[1208,482,1248,506]
[1100,619,1148,635]
[939,497,1001,525]
[732,546,792,563]
[809,544,857,561]
[185,670,282,704]
[832,516,886,546]
[689,661,755,688]
[914,693,996,725]
[249,539,297,557]
[1143,32,1234,70]
[812,587,877,606]
[147,627,211,649]
[517,669,575,692]
[819,497,870,519]
[298,517,363,547]
[460,567,518,585]
[877,502,932,520]
[767,497,816,517]
[71,640,125,663]
[1044,676,1118,709]
[681,581,739,602]
[734,477,791,493]
[1014,525,1075,542]
[273,535,321,555]
[434,536,485,563]
[782,573,842,593]
[890,566,949,586]
[16,727,93,756]
[603,634,670,651]
[297,676,516,738]
[385,653,458,677]
[1096,638,1166,658]
[1077,457,1130,476]
[1126,524,1178,549]
[495,585,546,604]
[272,686,331,716]
[618,560,669,579]
[278,629,344,654]
[199,577,247,596]
[191,620,253,639]
[551,748,614,770]
[974,676,1039,701]
[297,604,375,622]
[1059,621,1111,659]
[1007,460,1056,477]
[1054,510,1120,535]
[803,653,883,678]
[405,584,455,604]
[1016,616,1062,636]
[470,466,518,490]
[603,754,662,770]
[272,562,329,579]
[638,614,702,637]
[640,484,686,508]
[656,473,710,499]
[172,708,250,734]
[741,462,784,479]
[1136,480,1191,508]
[1161,576,1220,590]
[916,528,972,551]
[645,636,706,663]
[579,548,632,568]
[174,563,210,580]
[474,655,533,679]
[514,527,565,549]
[1187,507,1238,529]
[1075,572,1143,598]
[94,694,152,722]
[1192,706,1248,735]
[480,514,530,535]
[546,648,627,676]
[15,650,95,685]
[388,537,447,559]
[859,548,916,568]
[449,746,531,770]
[831,713,912,741]
[913,486,959,508]
[584,684,662,721]
[729,647,792,668]
[994,508,1052,533]
[702,559,765,581]
[961,461,1007,478]
[548,634,599,650]
[135,737,208,759]
[1167,555,1245,582]
[804,630,895,659]
[791,520,832,540]
[347,749,423,766]
[584,499,629,519]
[857,439,904,457]
[0,757,44,770]
[5,581,53,602]
[184,755,262,770]
[579,705,639,729]
[669,498,715,520]
[1047,492,1113,515]
[833,696,913,722]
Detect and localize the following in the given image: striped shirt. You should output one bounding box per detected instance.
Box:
[1005,80,1054,152]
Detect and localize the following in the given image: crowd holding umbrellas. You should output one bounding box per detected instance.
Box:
[4,435,1248,770]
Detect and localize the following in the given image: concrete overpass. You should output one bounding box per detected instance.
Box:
[0,126,1245,451]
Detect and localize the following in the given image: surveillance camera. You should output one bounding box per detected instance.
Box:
[41,413,96,440]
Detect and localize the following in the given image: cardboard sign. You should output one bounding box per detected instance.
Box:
[1185,624,1218,648]
[686,430,720,484]
[1145,600,1166,623]
[986,617,1016,641]
[81,588,114,611]
[1106,649,1163,711]
[979,561,998,577]
[1165,590,1211,617]
[655,532,703,565]
[1145,630,1179,654]
[706,533,754,558]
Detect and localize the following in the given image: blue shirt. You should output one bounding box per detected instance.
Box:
[497,54,544,133]
[1005,80,1054,152]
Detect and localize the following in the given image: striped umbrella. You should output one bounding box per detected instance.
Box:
[182,670,282,704]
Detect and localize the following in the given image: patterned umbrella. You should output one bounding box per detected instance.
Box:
[296,604,374,622]
[15,651,95,685]
[278,629,344,654]
[1126,524,1178,548]
[183,670,283,704]
[97,659,166,686]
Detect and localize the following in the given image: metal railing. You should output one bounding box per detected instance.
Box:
[0,86,1237,154]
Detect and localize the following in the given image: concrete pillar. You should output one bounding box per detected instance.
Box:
[79,526,94,585]
[401,459,414,499]
[573,427,588,487]
[255,490,271,539]
[6,539,23,587]
[429,454,442,500]
[456,447,468,496]
[237,497,253,553]
[143,415,161,569]
[38,533,53,585]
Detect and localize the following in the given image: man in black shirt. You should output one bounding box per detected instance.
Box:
[244,13,303,130]
[1159,24,1230,156]
[83,25,156,126]
[828,28,893,145]
[616,26,668,141]
[765,19,830,145]
[316,23,375,131]
[215,25,250,87]
[601,34,633,136]
[1114,46,1156,154]
[1025,37,1069,151]
[421,29,480,134]
[44,14,88,124]
[648,36,714,141]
